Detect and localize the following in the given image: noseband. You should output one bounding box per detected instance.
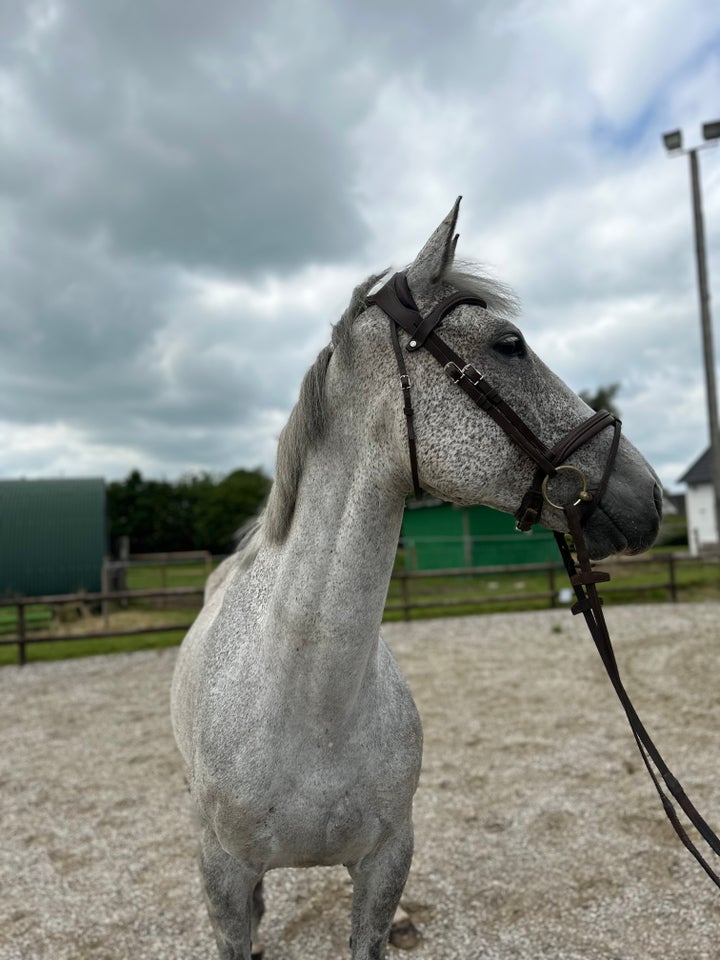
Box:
[369,270,720,891]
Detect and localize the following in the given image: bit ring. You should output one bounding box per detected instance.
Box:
[541,465,593,510]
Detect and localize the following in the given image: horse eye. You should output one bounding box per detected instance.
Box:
[493,333,526,358]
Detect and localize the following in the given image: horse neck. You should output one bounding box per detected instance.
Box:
[263,412,407,704]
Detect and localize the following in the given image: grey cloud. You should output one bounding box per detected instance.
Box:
[0,232,167,391]
[4,1,369,275]
[0,216,327,467]
[43,97,362,273]
[0,0,716,490]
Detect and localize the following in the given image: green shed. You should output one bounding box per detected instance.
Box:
[0,478,107,597]
[401,499,556,570]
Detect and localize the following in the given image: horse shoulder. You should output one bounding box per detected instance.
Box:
[171,560,266,767]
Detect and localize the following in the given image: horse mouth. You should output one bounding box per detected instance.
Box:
[585,483,662,561]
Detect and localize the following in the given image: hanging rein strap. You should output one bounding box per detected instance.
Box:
[387,314,422,499]
[558,507,720,889]
[369,269,720,889]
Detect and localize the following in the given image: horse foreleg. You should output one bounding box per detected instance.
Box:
[198,827,264,960]
[347,821,414,960]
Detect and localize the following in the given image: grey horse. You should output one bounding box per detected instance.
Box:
[171,200,661,959]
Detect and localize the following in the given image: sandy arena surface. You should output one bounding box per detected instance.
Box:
[1,603,719,960]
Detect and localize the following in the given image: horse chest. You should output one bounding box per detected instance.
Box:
[209,750,391,868]
[198,690,419,867]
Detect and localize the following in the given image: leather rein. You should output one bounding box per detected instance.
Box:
[368,270,720,889]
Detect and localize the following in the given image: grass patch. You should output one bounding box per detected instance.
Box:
[0,629,188,666]
[126,561,218,590]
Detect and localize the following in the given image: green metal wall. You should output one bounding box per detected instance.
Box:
[401,501,556,570]
[0,479,106,597]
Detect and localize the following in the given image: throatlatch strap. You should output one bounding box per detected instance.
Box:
[557,507,720,889]
[388,317,422,499]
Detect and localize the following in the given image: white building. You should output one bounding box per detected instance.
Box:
[679,448,718,554]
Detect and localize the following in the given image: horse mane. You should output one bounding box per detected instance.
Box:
[239,260,520,559]
[243,269,389,555]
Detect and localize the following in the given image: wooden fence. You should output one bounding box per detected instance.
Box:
[387,554,679,621]
[0,551,708,665]
[0,587,204,666]
[102,551,213,593]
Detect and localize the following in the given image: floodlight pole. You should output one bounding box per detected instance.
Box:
[664,123,720,543]
[688,148,720,542]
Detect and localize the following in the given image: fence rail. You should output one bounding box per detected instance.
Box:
[1,551,712,665]
[387,553,679,620]
[0,587,204,665]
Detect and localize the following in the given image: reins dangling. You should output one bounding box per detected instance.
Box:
[557,506,720,888]
[369,269,720,891]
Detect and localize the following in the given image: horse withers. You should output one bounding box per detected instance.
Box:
[171,200,661,959]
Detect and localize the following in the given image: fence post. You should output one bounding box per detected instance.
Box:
[159,561,168,609]
[101,557,110,629]
[400,573,411,622]
[547,561,557,608]
[668,553,677,603]
[17,603,26,666]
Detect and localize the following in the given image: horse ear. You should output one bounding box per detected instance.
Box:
[407,197,461,288]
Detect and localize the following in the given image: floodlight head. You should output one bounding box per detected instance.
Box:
[702,120,720,142]
[662,129,683,152]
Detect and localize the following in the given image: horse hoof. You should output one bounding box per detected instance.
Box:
[389,918,420,950]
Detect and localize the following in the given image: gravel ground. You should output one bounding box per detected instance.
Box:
[1,603,719,960]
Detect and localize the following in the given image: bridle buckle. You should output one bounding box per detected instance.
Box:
[444,361,463,383]
[444,361,484,386]
[461,363,483,386]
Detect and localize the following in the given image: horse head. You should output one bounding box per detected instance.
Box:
[358,198,661,560]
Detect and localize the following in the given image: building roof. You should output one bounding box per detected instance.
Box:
[679,447,712,485]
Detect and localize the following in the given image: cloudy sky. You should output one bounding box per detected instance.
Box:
[2,0,719,492]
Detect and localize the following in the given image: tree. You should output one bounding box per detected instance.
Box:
[107,470,188,553]
[106,468,271,555]
[190,469,271,554]
[579,383,621,419]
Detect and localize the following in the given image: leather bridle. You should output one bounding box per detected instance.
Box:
[369,270,720,890]
[369,271,622,526]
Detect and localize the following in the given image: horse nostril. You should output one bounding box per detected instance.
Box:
[653,482,663,519]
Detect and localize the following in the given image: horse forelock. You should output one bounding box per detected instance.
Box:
[442,261,521,319]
